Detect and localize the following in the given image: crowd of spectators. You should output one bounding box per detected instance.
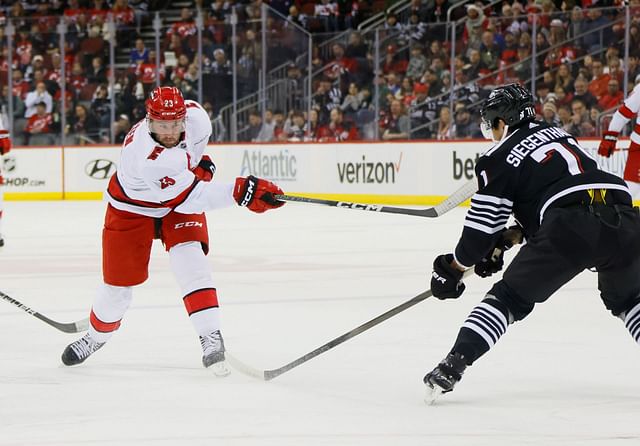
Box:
[1,0,639,145]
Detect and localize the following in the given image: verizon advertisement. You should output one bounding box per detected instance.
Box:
[3,140,632,202]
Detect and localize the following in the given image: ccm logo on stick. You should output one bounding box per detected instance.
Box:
[174,221,204,229]
[337,202,382,211]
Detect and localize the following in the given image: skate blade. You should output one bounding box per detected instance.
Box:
[210,361,231,377]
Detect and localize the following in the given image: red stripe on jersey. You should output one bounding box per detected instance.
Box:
[107,175,167,208]
[620,104,635,119]
[183,288,219,315]
[634,123,640,135]
[90,309,122,333]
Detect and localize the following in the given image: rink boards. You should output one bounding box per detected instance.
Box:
[2,139,631,204]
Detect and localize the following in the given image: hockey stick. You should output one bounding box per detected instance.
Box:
[275,178,478,218]
[0,291,89,333]
[226,269,475,381]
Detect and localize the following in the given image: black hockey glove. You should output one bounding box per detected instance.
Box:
[431,254,466,300]
[474,226,524,278]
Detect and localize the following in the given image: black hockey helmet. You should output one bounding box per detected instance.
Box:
[480,83,535,137]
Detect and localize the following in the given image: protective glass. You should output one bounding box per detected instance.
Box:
[148,117,186,134]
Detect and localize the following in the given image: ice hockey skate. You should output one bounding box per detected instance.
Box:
[61,333,105,366]
[424,352,467,405]
[200,330,230,377]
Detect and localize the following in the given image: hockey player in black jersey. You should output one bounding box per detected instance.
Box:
[424,83,640,401]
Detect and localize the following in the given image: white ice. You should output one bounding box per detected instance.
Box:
[1,200,639,446]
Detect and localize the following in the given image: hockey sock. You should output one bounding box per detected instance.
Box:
[624,301,640,344]
[450,295,513,364]
[169,241,221,336]
[89,284,133,343]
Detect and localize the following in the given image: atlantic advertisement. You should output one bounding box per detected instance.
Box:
[3,140,632,202]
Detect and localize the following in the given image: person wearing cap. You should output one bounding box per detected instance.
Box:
[462,4,488,46]
[541,101,560,126]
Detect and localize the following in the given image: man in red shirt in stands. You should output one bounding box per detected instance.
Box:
[598,79,624,111]
[317,108,359,142]
[588,59,610,100]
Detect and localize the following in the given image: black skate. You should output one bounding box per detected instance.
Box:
[423,352,467,404]
[200,330,230,377]
[0,234,4,247]
[61,333,105,366]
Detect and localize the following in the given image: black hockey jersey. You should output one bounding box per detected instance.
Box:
[454,121,632,268]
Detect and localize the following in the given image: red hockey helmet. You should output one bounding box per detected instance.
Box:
[146,86,186,120]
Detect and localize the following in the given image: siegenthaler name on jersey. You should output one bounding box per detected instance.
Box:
[506,126,572,167]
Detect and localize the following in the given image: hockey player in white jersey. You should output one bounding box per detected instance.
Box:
[61,86,285,375]
[0,126,10,247]
[598,79,640,197]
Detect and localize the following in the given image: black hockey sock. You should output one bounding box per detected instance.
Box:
[623,301,640,344]
[450,296,512,364]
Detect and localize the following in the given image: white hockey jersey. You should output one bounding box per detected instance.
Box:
[106,100,235,217]
[607,82,640,147]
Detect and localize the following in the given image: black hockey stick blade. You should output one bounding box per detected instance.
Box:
[0,291,89,333]
[274,178,477,218]
[227,269,475,381]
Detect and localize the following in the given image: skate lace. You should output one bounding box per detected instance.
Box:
[199,330,224,355]
[70,334,103,360]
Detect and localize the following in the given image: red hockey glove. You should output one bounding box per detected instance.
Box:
[598,131,619,158]
[193,155,216,182]
[0,130,11,155]
[233,175,285,213]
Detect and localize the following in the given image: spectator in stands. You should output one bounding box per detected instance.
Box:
[210,49,232,75]
[345,31,368,59]
[256,109,276,143]
[588,59,610,99]
[130,38,149,67]
[606,57,624,85]
[341,82,364,119]
[286,110,308,142]
[567,98,595,137]
[555,63,574,94]
[24,102,55,145]
[90,84,111,130]
[553,85,573,109]
[466,49,486,80]
[401,11,428,45]
[66,104,99,145]
[313,77,342,125]
[315,0,338,33]
[246,110,263,142]
[500,31,519,65]
[573,77,597,109]
[113,114,131,144]
[462,4,488,47]
[514,44,533,82]
[0,84,26,124]
[479,30,501,72]
[400,77,416,107]
[424,0,449,42]
[557,104,572,130]
[325,43,358,82]
[381,99,410,141]
[409,82,436,139]
[164,33,193,61]
[628,55,640,87]
[87,56,108,85]
[406,44,428,81]
[273,110,287,142]
[435,106,453,140]
[285,5,307,29]
[210,0,232,21]
[598,79,624,111]
[307,109,320,142]
[567,6,586,49]
[318,108,359,142]
[24,55,47,85]
[452,105,482,139]
[542,101,560,126]
[24,81,53,118]
[168,7,197,40]
[582,7,613,53]
[11,68,30,101]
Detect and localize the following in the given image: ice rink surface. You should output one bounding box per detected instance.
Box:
[1,200,640,446]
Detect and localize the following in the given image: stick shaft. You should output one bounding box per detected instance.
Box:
[0,291,89,333]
